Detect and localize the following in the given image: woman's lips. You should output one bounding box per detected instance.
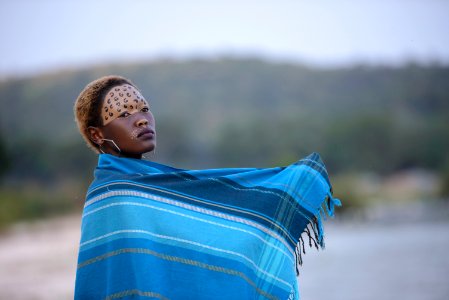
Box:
[137,128,155,139]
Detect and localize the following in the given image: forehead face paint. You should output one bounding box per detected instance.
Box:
[101,84,149,125]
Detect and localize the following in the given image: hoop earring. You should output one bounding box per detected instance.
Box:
[94,140,106,154]
[100,139,121,154]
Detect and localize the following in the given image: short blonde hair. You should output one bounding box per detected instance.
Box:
[74,75,136,153]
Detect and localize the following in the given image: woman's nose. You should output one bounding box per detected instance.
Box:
[136,118,149,127]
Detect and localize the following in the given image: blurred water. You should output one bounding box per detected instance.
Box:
[0,216,448,299]
[300,221,449,300]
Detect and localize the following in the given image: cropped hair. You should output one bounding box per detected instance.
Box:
[74,75,136,153]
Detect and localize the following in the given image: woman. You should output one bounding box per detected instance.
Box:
[74,75,156,158]
[74,75,340,300]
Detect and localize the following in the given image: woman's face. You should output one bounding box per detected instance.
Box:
[94,84,156,159]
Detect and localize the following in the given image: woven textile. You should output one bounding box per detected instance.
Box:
[75,153,340,299]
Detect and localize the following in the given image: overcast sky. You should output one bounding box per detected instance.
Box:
[1,0,449,77]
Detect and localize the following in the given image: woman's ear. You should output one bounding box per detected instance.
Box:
[87,126,104,145]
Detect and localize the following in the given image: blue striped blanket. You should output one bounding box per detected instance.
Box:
[75,153,340,300]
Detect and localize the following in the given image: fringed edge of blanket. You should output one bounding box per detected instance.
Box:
[295,191,342,275]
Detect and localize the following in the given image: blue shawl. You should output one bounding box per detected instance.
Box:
[75,153,340,300]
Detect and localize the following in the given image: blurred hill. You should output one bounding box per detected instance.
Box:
[0,58,448,226]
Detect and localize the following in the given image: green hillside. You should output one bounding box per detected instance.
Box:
[0,58,448,226]
[1,58,448,172]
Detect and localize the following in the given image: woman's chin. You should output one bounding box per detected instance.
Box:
[139,142,156,155]
[116,140,156,158]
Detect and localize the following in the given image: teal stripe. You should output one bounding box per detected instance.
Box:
[80,196,295,290]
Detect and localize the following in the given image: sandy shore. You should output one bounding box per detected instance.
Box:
[0,215,81,300]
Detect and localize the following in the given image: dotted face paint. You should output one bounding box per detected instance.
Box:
[101,84,149,126]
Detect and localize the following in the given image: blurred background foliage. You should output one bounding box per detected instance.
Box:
[0,58,448,227]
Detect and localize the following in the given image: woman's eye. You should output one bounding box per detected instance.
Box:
[141,107,149,112]
[119,112,130,118]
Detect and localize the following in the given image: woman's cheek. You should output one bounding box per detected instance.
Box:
[130,129,139,140]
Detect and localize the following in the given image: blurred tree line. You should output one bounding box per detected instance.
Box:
[0,58,448,226]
